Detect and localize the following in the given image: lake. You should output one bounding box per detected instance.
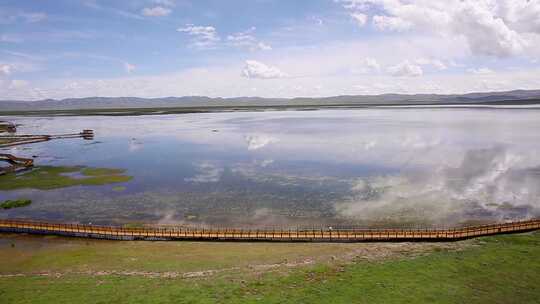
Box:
[1,108,539,228]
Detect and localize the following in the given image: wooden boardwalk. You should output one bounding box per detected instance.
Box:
[1,219,539,242]
[0,154,34,175]
[0,130,94,148]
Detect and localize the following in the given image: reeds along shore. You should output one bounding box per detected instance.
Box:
[0,218,539,242]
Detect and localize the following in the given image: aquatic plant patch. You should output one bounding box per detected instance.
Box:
[0,166,132,190]
[0,199,32,209]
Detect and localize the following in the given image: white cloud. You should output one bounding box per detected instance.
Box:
[84,1,144,20]
[362,57,380,70]
[4,64,540,100]
[20,12,47,23]
[256,42,272,51]
[337,0,540,58]
[8,79,28,89]
[241,60,287,79]
[351,13,367,27]
[500,1,540,34]
[372,15,412,32]
[387,60,423,77]
[1,11,48,24]
[351,57,380,74]
[3,35,540,100]
[141,6,171,17]
[227,27,272,51]
[124,62,136,73]
[312,16,324,26]
[415,58,447,70]
[0,64,12,76]
[177,24,220,49]
[468,67,494,75]
[152,0,175,6]
[176,25,271,51]
[453,2,526,57]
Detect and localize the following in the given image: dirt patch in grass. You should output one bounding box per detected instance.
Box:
[0,233,473,278]
[1,232,538,304]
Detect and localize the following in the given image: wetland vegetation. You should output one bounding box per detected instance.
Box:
[0,166,132,191]
[1,109,539,303]
[1,109,539,228]
[0,199,32,209]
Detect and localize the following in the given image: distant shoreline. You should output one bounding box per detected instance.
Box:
[1,99,540,116]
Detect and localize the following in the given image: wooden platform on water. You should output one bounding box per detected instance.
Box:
[0,154,34,175]
[0,130,94,148]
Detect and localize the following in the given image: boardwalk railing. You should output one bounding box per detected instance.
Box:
[0,130,94,148]
[0,153,34,175]
[0,219,539,242]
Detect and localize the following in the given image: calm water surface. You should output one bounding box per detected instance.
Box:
[1,108,539,228]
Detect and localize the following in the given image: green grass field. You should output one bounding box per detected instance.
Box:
[0,231,539,303]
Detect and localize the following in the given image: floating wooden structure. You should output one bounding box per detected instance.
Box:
[0,130,94,148]
[0,121,16,133]
[0,129,94,174]
[0,218,538,242]
[0,154,34,175]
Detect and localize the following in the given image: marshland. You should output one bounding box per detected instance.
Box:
[1,107,539,229]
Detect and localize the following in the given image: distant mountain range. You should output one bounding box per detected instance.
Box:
[1,89,540,111]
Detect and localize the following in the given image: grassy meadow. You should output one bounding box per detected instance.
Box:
[0,230,539,303]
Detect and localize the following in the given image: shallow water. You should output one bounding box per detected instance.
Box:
[1,108,540,228]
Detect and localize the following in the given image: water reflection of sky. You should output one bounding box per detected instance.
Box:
[1,108,540,228]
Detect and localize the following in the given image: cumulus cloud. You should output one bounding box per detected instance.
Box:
[0,64,12,76]
[351,57,380,74]
[453,3,526,57]
[337,0,540,57]
[241,60,287,79]
[498,1,540,34]
[387,60,423,77]
[141,6,171,16]
[177,24,220,49]
[351,12,367,27]
[415,58,447,70]
[468,67,494,75]
[256,42,272,51]
[372,15,412,32]
[361,57,380,70]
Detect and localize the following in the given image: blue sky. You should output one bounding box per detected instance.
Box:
[1,0,540,100]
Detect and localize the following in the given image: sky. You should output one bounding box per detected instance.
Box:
[1,0,540,100]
